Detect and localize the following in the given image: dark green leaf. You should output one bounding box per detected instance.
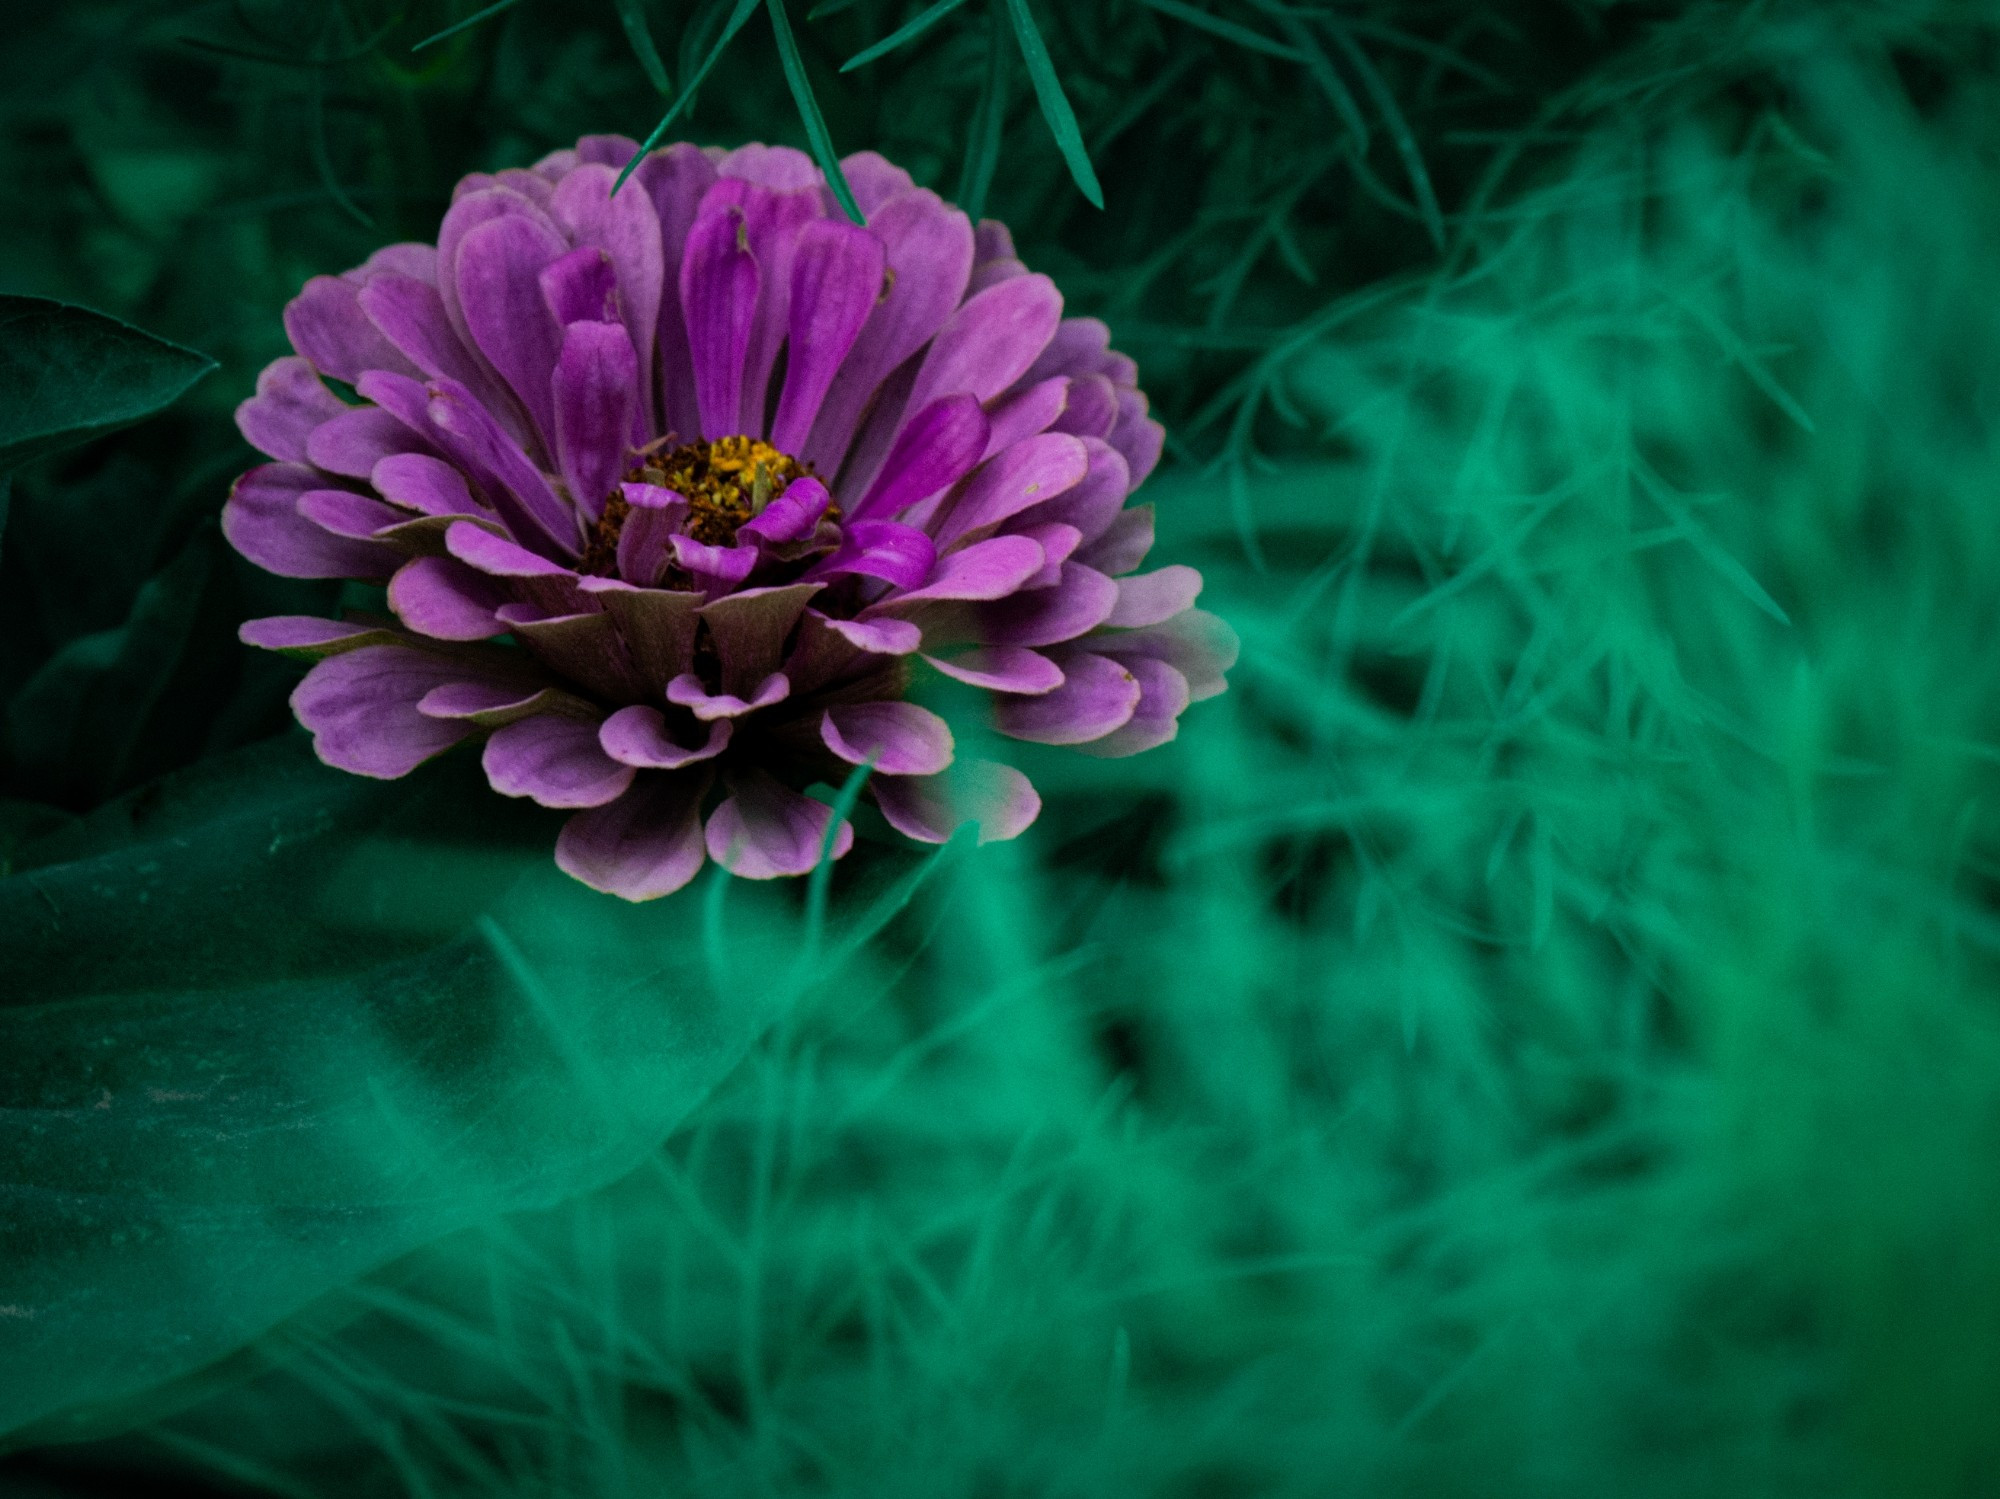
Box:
[1001,0,1102,209]
[1134,0,1303,61]
[841,0,972,72]
[0,736,800,1441]
[611,0,674,94]
[0,298,215,473]
[955,8,1009,220]
[767,0,864,224]
[410,0,526,52]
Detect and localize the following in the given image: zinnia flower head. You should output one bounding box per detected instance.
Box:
[226,136,1236,900]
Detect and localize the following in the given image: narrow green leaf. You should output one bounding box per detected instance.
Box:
[956,9,1009,221]
[841,0,971,72]
[767,0,865,224]
[613,0,761,196]
[1001,0,1102,209]
[1134,0,1303,62]
[807,0,862,14]
[1322,20,1443,248]
[0,297,215,472]
[611,0,673,94]
[1252,0,1366,151]
[411,0,524,52]
[803,756,875,959]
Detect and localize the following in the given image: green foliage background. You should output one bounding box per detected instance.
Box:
[5,0,2000,1494]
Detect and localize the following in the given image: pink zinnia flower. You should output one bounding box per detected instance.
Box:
[225,136,1236,900]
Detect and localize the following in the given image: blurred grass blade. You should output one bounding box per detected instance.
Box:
[411,0,524,52]
[615,0,761,193]
[611,0,673,94]
[1252,0,1367,150]
[1001,0,1103,209]
[803,757,875,958]
[1135,0,1303,62]
[841,0,971,72]
[767,0,865,223]
[806,0,861,14]
[0,297,214,471]
[956,9,1009,221]
[1323,20,1444,248]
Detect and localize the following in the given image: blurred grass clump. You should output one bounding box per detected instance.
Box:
[6,0,2000,1495]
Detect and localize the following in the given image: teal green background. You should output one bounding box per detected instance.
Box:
[5,1,2000,1494]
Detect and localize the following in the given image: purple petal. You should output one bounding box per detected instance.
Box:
[435,186,564,378]
[455,213,570,450]
[284,275,418,383]
[968,257,1028,297]
[705,772,853,880]
[349,241,438,286]
[556,771,712,902]
[700,179,825,436]
[1049,372,1118,440]
[802,190,973,474]
[982,376,1068,456]
[599,705,732,769]
[809,519,934,591]
[666,671,790,721]
[1091,607,1239,703]
[1018,438,1129,542]
[901,273,1063,433]
[372,452,483,517]
[548,163,665,420]
[890,535,1045,604]
[1073,657,1191,758]
[575,134,642,170]
[291,646,495,777]
[539,244,620,326]
[935,432,1088,548]
[239,614,403,660]
[839,151,915,214]
[770,219,886,453]
[418,679,582,727]
[1105,564,1202,629]
[1023,316,1111,386]
[615,483,688,587]
[446,519,575,578]
[669,534,758,591]
[698,582,822,693]
[923,646,1064,695]
[821,615,921,656]
[632,144,721,443]
[552,320,640,523]
[483,713,635,808]
[850,394,989,523]
[738,474,832,547]
[1013,521,1083,587]
[719,143,823,189]
[1075,503,1152,576]
[821,701,954,776]
[576,576,702,694]
[421,377,580,555]
[873,760,1040,845]
[978,562,1120,646]
[359,274,526,442]
[388,555,510,640]
[974,220,1016,262]
[236,356,346,463]
[992,651,1141,745]
[679,202,760,440]
[305,405,433,479]
[296,488,404,541]
[1109,389,1165,488]
[223,463,398,580]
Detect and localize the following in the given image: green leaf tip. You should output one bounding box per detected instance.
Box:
[612,0,762,196]
[0,297,216,473]
[768,0,864,223]
[1002,0,1103,209]
[411,0,525,52]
